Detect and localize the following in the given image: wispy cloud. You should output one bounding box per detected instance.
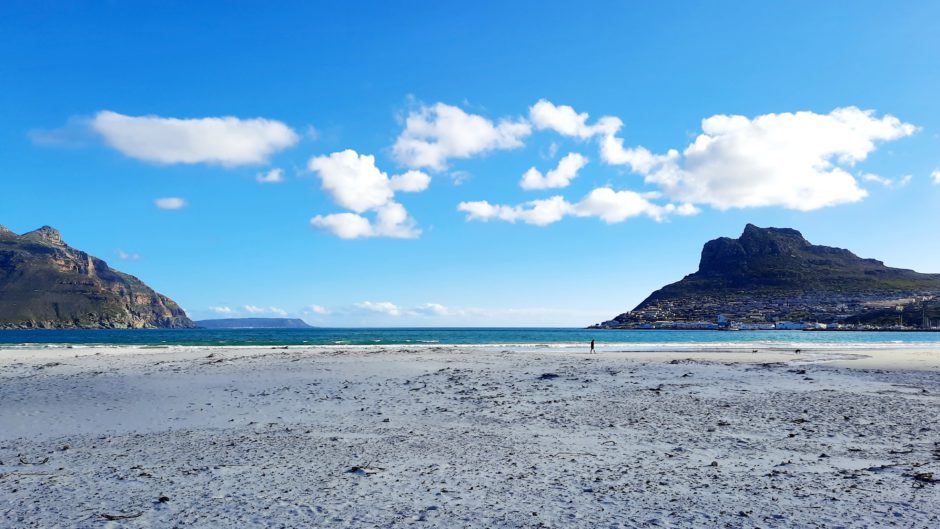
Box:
[256,168,285,183]
[114,249,141,261]
[209,306,236,315]
[243,305,288,316]
[306,304,330,315]
[154,197,187,210]
[354,301,401,316]
[459,188,698,226]
[861,173,912,189]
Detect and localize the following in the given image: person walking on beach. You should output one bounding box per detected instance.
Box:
[590,339,596,354]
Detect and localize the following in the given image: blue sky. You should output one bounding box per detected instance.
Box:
[2,1,939,326]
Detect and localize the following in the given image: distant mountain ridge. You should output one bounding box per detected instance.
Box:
[196,318,312,329]
[0,225,193,329]
[597,224,940,328]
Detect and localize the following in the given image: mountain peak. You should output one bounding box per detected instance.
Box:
[21,225,64,245]
[699,224,814,274]
[741,223,806,241]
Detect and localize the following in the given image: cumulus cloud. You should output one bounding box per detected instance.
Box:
[115,249,141,261]
[89,111,298,166]
[458,188,698,226]
[861,173,912,189]
[354,301,401,316]
[604,107,917,211]
[529,99,621,139]
[209,306,236,315]
[256,168,284,183]
[520,152,588,190]
[389,170,431,192]
[932,169,940,185]
[154,197,186,210]
[311,202,419,239]
[392,103,531,170]
[308,150,428,239]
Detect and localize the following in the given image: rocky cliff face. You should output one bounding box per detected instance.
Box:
[0,225,194,329]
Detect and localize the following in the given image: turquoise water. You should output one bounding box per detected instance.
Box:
[0,328,938,348]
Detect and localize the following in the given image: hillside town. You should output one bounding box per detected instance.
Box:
[593,291,940,331]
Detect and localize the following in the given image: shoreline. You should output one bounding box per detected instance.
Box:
[3,342,940,371]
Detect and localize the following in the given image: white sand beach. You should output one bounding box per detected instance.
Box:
[2,345,939,528]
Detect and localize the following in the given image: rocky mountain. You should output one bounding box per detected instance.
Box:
[196,318,312,329]
[0,225,194,329]
[597,224,940,328]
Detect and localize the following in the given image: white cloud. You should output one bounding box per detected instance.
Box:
[209,306,236,315]
[449,170,471,186]
[392,103,531,170]
[572,187,698,223]
[932,169,940,185]
[520,152,588,190]
[413,303,452,316]
[242,305,287,316]
[307,304,330,315]
[458,196,570,226]
[605,107,916,211]
[861,173,912,189]
[529,99,621,139]
[257,168,284,183]
[115,249,141,261]
[390,170,431,192]
[354,301,401,316]
[89,111,298,166]
[311,202,420,239]
[310,212,375,239]
[600,137,679,173]
[154,197,186,210]
[459,187,698,226]
[308,150,427,239]
[309,150,395,212]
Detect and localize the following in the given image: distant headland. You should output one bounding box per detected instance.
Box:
[593,224,940,331]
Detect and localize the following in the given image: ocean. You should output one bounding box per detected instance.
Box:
[1,328,939,349]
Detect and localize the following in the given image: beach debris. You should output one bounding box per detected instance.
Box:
[158,495,170,503]
[909,472,938,485]
[101,512,143,521]
[346,465,384,476]
[537,373,560,380]
[18,456,49,465]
